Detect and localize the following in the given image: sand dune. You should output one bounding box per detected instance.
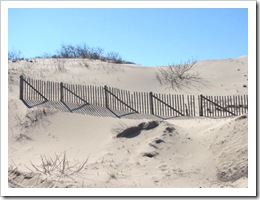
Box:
[7,57,248,189]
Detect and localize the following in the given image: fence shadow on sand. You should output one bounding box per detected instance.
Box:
[23,99,161,120]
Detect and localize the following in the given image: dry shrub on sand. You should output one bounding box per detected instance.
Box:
[28,151,88,177]
[9,152,88,188]
[156,60,207,91]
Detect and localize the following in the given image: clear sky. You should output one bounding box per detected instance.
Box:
[8,8,248,66]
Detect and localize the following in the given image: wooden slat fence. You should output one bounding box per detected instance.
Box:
[199,94,248,117]
[19,75,248,118]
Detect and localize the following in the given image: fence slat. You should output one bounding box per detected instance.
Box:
[146,92,149,114]
[93,85,96,105]
[133,92,136,112]
[48,81,51,101]
[52,82,56,101]
[243,95,246,114]
[238,95,241,115]
[227,96,230,116]
[220,96,223,117]
[165,94,168,116]
[204,96,207,117]
[70,84,73,103]
[121,90,125,111]
[212,96,215,117]
[193,95,196,117]
[235,96,238,115]
[210,96,213,117]
[96,86,100,106]
[204,95,207,117]
[181,95,185,116]
[161,94,164,116]
[166,94,170,116]
[218,96,221,117]
[245,95,248,114]
[53,81,56,101]
[142,92,145,114]
[242,95,245,114]
[28,78,31,100]
[170,94,173,116]
[75,84,78,104]
[34,79,38,101]
[52,81,55,101]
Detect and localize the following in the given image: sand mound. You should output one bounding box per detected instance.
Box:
[215,115,248,182]
[7,114,248,188]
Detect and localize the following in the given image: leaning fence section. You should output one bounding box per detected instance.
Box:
[19,75,248,118]
[150,93,196,117]
[61,83,105,107]
[20,76,59,102]
[199,94,248,117]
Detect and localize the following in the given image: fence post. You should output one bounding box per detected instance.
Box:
[19,75,24,100]
[60,82,64,102]
[104,85,109,109]
[199,94,203,116]
[149,92,154,115]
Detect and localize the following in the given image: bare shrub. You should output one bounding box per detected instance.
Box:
[52,43,134,64]
[89,47,104,60]
[106,52,123,64]
[57,44,78,58]
[56,43,104,60]
[156,60,206,91]
[8,49,23,61]
[29,151,88,177]
[76,43,90,58]
[9,153,88,187]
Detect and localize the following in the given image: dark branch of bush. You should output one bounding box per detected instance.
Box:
[57,44,78,58]
[106,52,123,63]
[8,49,23,61]
[76,43,90,58]
[156,61,206,90]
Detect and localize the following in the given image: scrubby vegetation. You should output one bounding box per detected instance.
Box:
[29,151,88,177]
[8,43,135,64]
[8,49,23,61]
[155,60,206,91]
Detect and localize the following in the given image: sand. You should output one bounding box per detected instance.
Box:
[6,56,250,194]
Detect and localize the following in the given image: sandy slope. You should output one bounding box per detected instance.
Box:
[7,57,248,188]
[8,56,248,95]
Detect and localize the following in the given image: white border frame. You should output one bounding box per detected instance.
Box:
[1,0,256,197]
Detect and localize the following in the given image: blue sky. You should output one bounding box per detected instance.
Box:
[8,8,248,66]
